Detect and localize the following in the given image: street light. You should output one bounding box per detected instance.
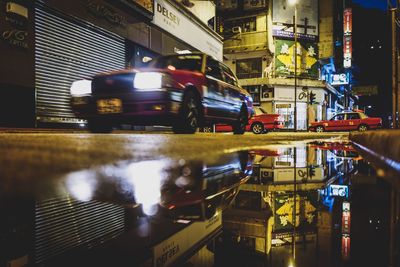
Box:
[289,0,298,131]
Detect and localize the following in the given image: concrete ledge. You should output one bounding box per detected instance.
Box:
[350,130,400,171]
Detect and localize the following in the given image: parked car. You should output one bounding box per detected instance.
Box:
[308,111,382,132]
[70,53,254,134]
[202,107,284,134]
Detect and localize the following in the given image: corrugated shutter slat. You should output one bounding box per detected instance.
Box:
[35,7,125,123]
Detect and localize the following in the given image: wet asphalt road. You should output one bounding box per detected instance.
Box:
[0,132,348,182]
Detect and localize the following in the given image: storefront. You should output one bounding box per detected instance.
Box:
[257,85,329,130]
[0,0,222,127]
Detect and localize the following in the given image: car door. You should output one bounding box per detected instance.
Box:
[327,114,345,131]
[204,57,228,118]
[344,113,361,130]
[220,63,242,118]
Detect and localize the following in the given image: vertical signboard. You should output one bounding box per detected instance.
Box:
[343,8,352,68]
[343,8,352,35]
[341,201,351,260]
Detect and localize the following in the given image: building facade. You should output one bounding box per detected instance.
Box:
[0,0,222,127]
[217,0,340,130]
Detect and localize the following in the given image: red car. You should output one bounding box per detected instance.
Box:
[70,53,254,134]
[203,107,284,134]
[309,112,382,132]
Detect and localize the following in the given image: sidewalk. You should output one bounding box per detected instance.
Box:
[350,130,400,171]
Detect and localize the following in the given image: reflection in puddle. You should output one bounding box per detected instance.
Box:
[1,142,399,267]
[216,141,399,267]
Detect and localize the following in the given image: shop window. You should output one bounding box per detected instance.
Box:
[224,16,257,35]
[243,85,260,105]
[236,58,262,79]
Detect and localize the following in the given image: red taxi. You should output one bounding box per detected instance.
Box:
[70,53,253,134]
[203,107,284,134]
[309,112,382,132]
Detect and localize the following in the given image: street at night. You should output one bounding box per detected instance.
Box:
[1,0,400,266]
[0,131,399,267]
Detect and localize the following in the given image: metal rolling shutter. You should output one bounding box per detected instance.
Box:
[35,5,125,123]
[35,197,125,264]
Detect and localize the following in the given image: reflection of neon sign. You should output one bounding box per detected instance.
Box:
[341,201,351,260]
[341,235,350,260]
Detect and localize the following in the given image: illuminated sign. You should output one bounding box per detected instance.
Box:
[328,184,349,197]
[343,8,352,35]
[342,211,351,234]
[343,8,352,68]
[342,201,350,211]
[330,73,349,86]
[341,235,351,260]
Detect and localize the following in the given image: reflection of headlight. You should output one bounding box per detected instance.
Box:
[134,72,163,90]
[70,79,92,96]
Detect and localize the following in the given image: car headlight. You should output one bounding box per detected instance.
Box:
[134,72,172,90]
[70,79,92,96]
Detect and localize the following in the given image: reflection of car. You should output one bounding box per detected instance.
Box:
[310,141,362,160]
[159,152,253,220]
[70,53,254,134]
[309,112,382,132]
[203,107,284,134]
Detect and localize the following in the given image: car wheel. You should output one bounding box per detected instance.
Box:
[316,126,324,133]
[251,122,264,134]
[87,119,113,133]
[232,107,247,135]
[173,91,200,134]
[358,124,368,132]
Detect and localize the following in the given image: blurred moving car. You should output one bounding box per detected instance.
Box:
[308,111,382,132]
[203,107,284,134]
[70,53,253,134]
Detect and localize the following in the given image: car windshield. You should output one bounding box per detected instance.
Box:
[359,112,368,118]
[147,54,202,72]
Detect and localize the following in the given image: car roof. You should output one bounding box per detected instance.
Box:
[335,111,363,115]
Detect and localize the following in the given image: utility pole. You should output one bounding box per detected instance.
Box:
[293,6,298,131]
[390,5,399,128]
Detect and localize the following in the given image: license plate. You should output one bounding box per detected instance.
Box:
[97,98,122,114]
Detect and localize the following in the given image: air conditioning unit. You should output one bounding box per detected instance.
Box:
[231,26,242,34]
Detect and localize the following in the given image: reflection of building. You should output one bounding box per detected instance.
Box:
[0,0,221,127]
[217,0,341,130]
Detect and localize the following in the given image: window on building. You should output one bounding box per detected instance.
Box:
[223,16,257,35]
[236,58,262,79]
[243,85,260,105]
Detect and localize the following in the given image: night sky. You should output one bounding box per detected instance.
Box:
[352,0,387,10]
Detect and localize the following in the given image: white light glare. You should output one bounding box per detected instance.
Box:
[70,79,92,96]
[134,72,163,90]
[288,0,297,5]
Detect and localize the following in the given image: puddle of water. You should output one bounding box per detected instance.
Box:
[0,141,399,267]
